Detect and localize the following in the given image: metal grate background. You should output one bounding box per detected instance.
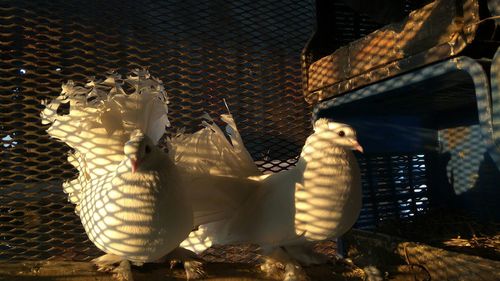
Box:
[2,0,492,264]
[0,0,314,261]
[356,154,429,229]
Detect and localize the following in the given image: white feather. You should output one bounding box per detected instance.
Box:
[179,117,363,272]
[168,113,259,177]
[41,70,169,210]
[41,70,192,266]
[79,146,192,263]
[42,68,362,279]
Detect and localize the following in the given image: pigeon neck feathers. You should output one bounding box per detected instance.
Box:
[123,130,172,174]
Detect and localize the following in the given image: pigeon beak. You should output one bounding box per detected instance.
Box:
[353,142,364,153]
[131,157,139,173]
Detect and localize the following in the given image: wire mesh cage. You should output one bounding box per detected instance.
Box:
[307,0,500,278]
[310,1,498,217]
[1,0,499,280]
[0,0,314,262]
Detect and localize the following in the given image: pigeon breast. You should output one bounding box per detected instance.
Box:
[79,158,193,263]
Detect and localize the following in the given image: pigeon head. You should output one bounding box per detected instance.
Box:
[124,130,157,173]
[313,119,363,153]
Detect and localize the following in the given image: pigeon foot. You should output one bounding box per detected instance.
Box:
[92,253,134,281]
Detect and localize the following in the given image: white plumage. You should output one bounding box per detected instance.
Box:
[294,119,363,241]
[79,132,192,263]
[41,70,193,279]
[42,69,363,281]
[177,117,363,280]
[169,113,262,229]
[41,70,170,209]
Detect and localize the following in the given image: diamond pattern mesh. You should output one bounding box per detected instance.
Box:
[356,154,429,229]
[0,0,313,261]
[2,0,479,264]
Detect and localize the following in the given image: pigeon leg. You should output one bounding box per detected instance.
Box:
[164,247,206,280]
[259,247,310,281]
[283,262,310,281]
[260,255,286,279]
[92,253,134,281]
[184,260,206,280]
[92,253,124,272]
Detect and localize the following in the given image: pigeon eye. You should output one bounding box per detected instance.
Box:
[337,130,345,137]
[145,145,151,154]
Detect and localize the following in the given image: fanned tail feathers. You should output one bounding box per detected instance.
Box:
[169,112,263,242]
[168,113,259,178]
[41,69,169,210]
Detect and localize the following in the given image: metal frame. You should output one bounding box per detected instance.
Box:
[491,47,500,157]
[312,56,500,167]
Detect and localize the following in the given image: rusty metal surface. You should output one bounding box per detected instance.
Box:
[304,0,482,104]
[344,229,500,281]
[0,0,313,261]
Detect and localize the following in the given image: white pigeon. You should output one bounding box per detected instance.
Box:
[41,70,194,280]
[168,113,262,228]
[79,130,193,259]
[176,116,363,280]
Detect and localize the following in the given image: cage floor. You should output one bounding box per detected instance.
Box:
[2,237,497,280]
[0,261,365,281]
[0,241,367,281]
[375,208,500,261]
